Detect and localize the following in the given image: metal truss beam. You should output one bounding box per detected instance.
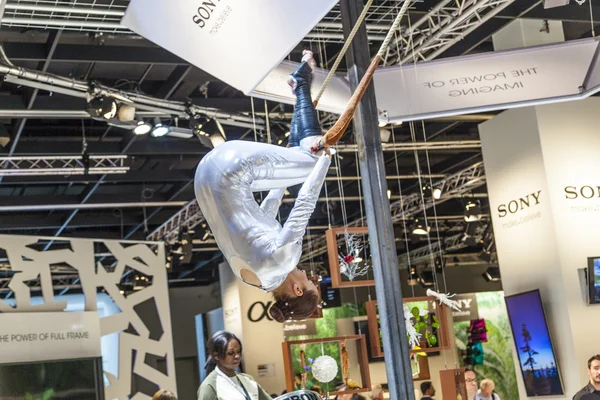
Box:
[147,200,205,243]
[299,161,486,262]
[384,0,516,65]
[0,155,128,176]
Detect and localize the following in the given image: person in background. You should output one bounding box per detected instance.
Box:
[574,354,600,400]
[465,367,479,400]
[370,383,384,400]
[153,390,177,400]
[198,330,272,400]
[475,379,500,400]
[420,382,436,400]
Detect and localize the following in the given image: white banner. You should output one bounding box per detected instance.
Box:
[122,0,338,95]
[374,38,599,122]
[0,311,101,364]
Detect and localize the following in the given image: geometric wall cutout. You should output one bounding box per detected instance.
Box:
[0,234,176,400]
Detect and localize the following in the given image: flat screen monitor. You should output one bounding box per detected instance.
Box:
[0,358,103,400]
[587,257,600,304]
[504,290,564,396]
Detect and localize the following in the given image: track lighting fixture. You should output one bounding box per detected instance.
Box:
[133,118,152,135]
[86,96,118,120]
[407,265,419,286]
[412,217,430,235]
[464,199,482,222]
[151,117,170,137]
[422,184,442,200]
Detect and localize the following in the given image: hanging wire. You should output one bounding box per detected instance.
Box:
[590,0,596,37]
[420,120,450,293]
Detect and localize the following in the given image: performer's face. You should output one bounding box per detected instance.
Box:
[289,267,318,297]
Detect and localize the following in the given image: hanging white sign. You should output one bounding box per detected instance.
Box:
[0,311,102,364]
[374,38,599,122]
[121,0,339,95]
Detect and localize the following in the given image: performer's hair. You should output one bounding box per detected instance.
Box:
[152,390,177,400]
[269,290,319,323]
[204,330,242,375]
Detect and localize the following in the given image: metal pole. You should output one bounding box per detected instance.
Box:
[340,1,415,399]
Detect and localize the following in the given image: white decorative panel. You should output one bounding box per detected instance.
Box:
[0,234,176,400]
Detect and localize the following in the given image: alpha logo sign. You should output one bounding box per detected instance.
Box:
[497,190,543,230]
[247,301,273,323]
[451,294,479,323]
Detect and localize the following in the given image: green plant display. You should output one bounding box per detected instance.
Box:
[454,292,519,400]
[24,389,55,400]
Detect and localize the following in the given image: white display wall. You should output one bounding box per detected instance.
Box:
[479,97,600,398]
[0,234,176,400]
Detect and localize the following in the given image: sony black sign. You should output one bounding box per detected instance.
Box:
[497,190,542,218]
[192,0,221,28]
[564,186,600,199]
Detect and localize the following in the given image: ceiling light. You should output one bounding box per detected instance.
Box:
[387,190,392,200]
[378,120,387,128]
[133,118,152,135]
[86,96,118,120]
[407,266,418,286]
[151,117,170,137]
[0,123,11,147]
[380,127,391,143]
[483,266,501,282]
[412,217,430,235]
[210,133,225,148]
[423,184,442,200]
[464,199,482,222]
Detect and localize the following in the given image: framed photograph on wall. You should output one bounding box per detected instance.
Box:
[504,289,564,396]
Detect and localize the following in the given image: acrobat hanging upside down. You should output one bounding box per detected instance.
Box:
[194,48,379,322]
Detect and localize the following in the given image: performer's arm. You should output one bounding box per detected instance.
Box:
[275,155,330,247]
[260,188,285,219]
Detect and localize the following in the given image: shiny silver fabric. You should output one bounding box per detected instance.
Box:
[194,138,330,292]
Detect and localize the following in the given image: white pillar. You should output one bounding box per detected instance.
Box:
[479,97,600,398]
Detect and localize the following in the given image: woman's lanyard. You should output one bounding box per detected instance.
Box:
[216,367,251,400]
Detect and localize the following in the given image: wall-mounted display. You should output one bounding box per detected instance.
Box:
[0,358,103,400]
[505,290,564,396]
[587,257,600,304]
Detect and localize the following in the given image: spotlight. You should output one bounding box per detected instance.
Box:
[464,199,482,222]
[483,266,501,282]
[133,274,151,290]
[133,118,152,135]
[210,133,226,148]
[423,184,442,200]
[172,231,193,264]
[151,117,170,137]
[86,96,118,120]
[434,256,445,272]
[0,123,11,147]
[387,190,392,200]
[418,269,436,287]
[407,265,419,286]
[412,217,430,235]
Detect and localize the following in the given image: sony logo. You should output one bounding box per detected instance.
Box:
[498,190,542,218]
[456,298,472,309]
[564,186,600,200]
[192,0,221,28]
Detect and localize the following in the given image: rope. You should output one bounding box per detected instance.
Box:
[313,0,374,106]
[319,0,411,148]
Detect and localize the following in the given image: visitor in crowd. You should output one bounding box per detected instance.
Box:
[370,383,384,400]
[574,354,600,400]
[465,367,479,400]
[198,330,272,400]
[420,381,436,399]
[474,379,500,400]
[153,390,177,400]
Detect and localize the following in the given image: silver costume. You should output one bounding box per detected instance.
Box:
[194,137,330,292]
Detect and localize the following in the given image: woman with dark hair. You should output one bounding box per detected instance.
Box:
[195,50,328,323]
[198,330,272,400]
[152,389,177,400]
